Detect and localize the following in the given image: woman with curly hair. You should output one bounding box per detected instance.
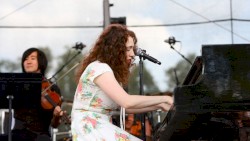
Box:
[71,24,173,141]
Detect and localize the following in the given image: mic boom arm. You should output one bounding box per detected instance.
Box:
[136,48,161,65]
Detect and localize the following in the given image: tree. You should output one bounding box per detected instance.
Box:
[0,59,20,72]
[38,46,53,75]
[0,46,52,73]
[128,64,160,95]
[53,47,84,101]
[165,53,197,91]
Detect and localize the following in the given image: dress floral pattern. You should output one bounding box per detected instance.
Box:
[71,61,142,141]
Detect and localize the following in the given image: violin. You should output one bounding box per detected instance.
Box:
[41,79,71,124]
[41,80,62,110]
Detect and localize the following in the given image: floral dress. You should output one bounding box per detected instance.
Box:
[71,61,142,141]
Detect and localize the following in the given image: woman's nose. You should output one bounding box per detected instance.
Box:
[25,59,32,63]
[130,49,135,57]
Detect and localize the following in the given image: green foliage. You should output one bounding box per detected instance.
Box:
[0,46,52,73]
[0,45,162,100]
[54,47,85,101]
[128,64,160,95]
[38,46,53,74]
[165,53,197,91]
[0,59,20,72]
[0,46,81,101]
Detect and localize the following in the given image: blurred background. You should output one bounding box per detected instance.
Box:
[0,0,250,140]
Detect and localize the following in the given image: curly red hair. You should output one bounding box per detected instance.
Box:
[76,24,137,85]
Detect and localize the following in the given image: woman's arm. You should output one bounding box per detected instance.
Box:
[94,72,173,109]
[126,103,171,114]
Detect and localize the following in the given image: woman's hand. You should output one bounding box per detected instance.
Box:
[51,106,67,128]
[158,103,172,112]
[158,96,173,112]
[165,95,174,105]
[53,106,65,117]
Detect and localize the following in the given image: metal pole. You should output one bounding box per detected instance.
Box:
[139,57,146,141]
[230,0,234,44]
[103,0,110,29]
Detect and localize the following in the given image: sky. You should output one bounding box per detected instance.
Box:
[0,0,250,92]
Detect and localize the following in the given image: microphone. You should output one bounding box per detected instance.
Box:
[72,42,86,50]
[135,48,161,65]
[164,36,180,45]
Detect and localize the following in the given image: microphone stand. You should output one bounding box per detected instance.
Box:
[6,94,14,141]
[138,56,146,141]
[169,44,192,65]
[48,49,82,81]
[173,68,180,86]
[42,62,80,93]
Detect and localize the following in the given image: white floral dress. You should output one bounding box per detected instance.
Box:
[71,61,142,141]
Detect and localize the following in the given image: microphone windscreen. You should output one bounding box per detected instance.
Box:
[164,39,169,43]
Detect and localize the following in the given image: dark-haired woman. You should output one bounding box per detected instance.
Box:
[12,48,64,141]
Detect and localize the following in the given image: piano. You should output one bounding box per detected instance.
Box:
[154,44,250,141]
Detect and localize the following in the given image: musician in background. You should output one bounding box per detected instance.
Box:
[235,111,250,141]
[125,114,153,141]
[12,48,65,141]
